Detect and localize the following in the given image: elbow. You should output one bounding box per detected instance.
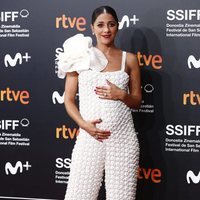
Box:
[134,101,142,109]
[131,96,142,109]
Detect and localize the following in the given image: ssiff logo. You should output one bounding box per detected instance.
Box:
[56,158,71,169]
[4,52,31,67]
[5,161,31,175]
[0,118,30,130]
[167,10,200,21]
[188,55,200,69]
[55,47,63,73]
[186,170,200,184]
[0,9,29,22]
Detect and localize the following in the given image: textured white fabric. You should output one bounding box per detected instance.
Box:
[64,66,140,199]
[57,34,108,78]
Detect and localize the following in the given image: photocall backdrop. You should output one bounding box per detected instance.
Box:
[0,0,200,200]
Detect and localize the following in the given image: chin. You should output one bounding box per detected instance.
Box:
[100,39,114,46]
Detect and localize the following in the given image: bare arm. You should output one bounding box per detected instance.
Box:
[64,71,85,128]
[119,53,142,108]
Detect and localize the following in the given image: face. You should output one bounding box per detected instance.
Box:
[91,13,118,46]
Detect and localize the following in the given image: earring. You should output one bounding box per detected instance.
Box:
[92,32,95,35]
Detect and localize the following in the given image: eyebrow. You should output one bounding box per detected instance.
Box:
[96,20,116,23]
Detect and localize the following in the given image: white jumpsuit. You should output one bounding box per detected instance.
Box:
[64,51,139,200]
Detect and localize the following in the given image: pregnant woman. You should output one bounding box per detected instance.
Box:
[57,5,142,200]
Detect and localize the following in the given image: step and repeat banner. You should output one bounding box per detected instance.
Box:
[0,0,200,200]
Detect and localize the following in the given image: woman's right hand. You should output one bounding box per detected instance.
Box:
[82,118,111,142]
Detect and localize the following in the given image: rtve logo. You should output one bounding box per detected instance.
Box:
[167,9,200,21]
[0,87,30,105]
[0,118,30,130]
[186,170,200,184]
[55,14,86,31]
[136,52,162,69]
[138,167,162,183]
[5,161,31,175]
[56,125,79,140]
[188,55,200,69]
[183,91,200,105]
[118,14,139,30]
[0,9,29,22]
[4,52,31,67]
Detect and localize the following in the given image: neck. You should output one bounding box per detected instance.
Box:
[96,43,116,55]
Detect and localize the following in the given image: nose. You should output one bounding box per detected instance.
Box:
[103,25,110,33]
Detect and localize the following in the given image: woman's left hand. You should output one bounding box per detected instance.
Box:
[95,79,124,100]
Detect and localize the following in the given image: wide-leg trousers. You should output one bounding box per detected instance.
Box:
[64,127,139,200]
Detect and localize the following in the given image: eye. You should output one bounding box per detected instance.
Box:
[97,23,104,27]
[109,22,116,27]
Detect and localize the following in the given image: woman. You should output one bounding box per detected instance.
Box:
[57,5,142,200]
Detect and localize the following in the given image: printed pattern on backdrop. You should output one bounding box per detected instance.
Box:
[0,1,200,200]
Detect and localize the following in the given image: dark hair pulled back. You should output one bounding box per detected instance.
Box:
[91,5,118,25]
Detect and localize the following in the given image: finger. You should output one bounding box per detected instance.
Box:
[91,118,102,124]
[95,88,105,94]
[97,93,110,99]
[93,134,106,142]
[95,90,105,96]
[96,86,109,90]
[98,95,109,99]
[94,89,110,99]
[95,127,110,133]
[106,79,113,85]
[97,134,110,139]
[96,130,111,137]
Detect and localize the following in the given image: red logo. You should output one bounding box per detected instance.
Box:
[137,52,162,69]
[56,125,79,140]
[0,87,30,105]
[56,15,86,31]
[138,167,162,183]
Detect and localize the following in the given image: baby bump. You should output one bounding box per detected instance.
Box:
[96,100,132,130]
[80,99,132,128]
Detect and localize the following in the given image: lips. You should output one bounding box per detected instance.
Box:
[101,35,111,38]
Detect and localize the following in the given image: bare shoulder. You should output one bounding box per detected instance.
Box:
[126,52,139,71]
[67,71,78,76]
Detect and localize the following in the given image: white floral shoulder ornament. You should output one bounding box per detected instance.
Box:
[57,33,108,79]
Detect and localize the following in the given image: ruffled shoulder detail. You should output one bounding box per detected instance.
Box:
[56,33,108,79]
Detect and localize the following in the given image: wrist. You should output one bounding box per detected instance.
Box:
[118,89,126,101]
[78,119,87,129]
